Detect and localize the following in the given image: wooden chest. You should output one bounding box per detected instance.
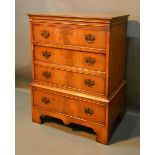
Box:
[28,13,128,144]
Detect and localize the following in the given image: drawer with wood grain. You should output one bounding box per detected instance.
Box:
[34,64,105,95]
[32,87,106,125]
[34,46,106,72]
[32,24,107,49]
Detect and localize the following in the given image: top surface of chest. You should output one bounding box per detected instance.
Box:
[28,13,129,22]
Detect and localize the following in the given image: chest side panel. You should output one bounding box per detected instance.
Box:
[108,21,128,97]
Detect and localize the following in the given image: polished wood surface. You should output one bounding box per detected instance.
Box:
[34,64,105,95]
[34,45,106,71]
[32,23,107,49]
[30,82,108,103]
[28,13,128,144]
[32,87,106,125]
[108,22,127,95]
[28,12,129,18]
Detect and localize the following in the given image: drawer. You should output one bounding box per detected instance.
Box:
[34,46,106,72]
[34,64,105,95]
[32,87,106,125]
[32,24,106,49]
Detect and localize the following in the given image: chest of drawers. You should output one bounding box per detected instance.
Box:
[28,13,128,144]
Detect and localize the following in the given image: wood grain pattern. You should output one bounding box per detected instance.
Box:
[32,23,107,49]
[32,87,106,125]
[108,22,127,96]
[28,13,128,145]
[33,42,106,54]
[34,64,105,95]
[34,45,106,71]
[30,82,107,103]
[30,82,126,144]
[34,61,105,77]
[28,13,129,24]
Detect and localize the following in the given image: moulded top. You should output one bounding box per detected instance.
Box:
[27,12,129,20]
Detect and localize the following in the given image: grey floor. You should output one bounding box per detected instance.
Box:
[16,88,140,155]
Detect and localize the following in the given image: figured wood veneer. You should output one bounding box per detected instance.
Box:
[28,13,129,144]
[34,46,106,71]
[34,64,106,95]
[33,87,106,125]
[32,24,107,49]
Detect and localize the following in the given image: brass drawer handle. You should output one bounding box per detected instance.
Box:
[84,79,95,87]
[41,31,50,38]
[42,71,51,79]
[84,107,94,116]
[85,57,95,65]
[41,96,50,104]
[42,51,51,59]
[85,34,95,43]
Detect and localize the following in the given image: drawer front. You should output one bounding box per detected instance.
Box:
[34,46,106,72]
[32,88,106,125]
[34,65,105,95]
[32,24,106,49]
